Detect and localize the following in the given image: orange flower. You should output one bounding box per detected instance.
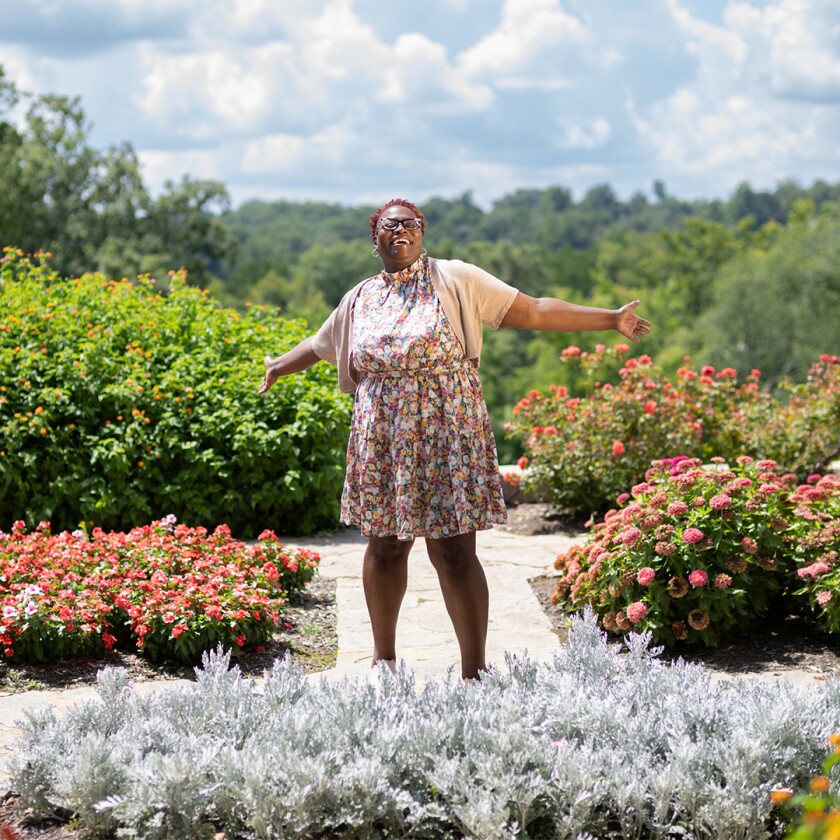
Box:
[769,787,793,805]
[811,775,831,794]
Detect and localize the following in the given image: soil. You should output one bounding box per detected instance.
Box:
[3,504,840,836]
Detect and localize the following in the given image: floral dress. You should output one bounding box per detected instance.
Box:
[340,257,507,540]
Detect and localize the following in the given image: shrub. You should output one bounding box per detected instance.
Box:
[772,734,840,839]
[9,616,840,838]
[0,517,318,664]
[506,344,839,517]
[0,250,352,536]
[552,457,840,647]
[789,475,840,633]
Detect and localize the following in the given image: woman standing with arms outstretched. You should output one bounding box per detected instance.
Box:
[259,198,650,679]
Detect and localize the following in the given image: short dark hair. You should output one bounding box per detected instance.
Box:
[369,198,426,240]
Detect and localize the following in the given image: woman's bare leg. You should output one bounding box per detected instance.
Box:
[425,531,488,680]
[363,535,413,666]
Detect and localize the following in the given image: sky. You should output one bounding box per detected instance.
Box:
[1,0,839,210]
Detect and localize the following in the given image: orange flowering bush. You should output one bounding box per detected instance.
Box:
[0,517,318,664]
[773,734,840,839]
[552,457,840,647]
[506,344,838,517]
[0,250,352,536]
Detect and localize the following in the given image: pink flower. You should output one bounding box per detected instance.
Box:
[710,494,732,510]
[668,501,688,516]
[817,592,833,607]
[756,460,778,470]
[637,567,656,586]
[621,527,643,546]
[626,601,648,624]
[612,440,625,456]
[616,493,631,505]
[714,573,733,590]
[741,537,758,555]
[562,345,581,357]
[683,528,704,544]
[798,562,830,579]
[688,569,708,587]
[759,483,781,494]
[517,456,528,470]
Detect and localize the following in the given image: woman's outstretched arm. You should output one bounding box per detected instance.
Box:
[499,292,651,343]
[258,336,321,395]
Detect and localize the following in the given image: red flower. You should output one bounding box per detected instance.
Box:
[612,440,625,456]
[688,569,708,587]
[683,528,704,544]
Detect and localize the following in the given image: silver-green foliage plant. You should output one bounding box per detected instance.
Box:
[10,614,837,839]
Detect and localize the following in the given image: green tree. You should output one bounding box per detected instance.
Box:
[698,201,840,385]
[0,66,234,285]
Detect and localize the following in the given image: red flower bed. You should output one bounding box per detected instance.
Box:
[0,517,319,664]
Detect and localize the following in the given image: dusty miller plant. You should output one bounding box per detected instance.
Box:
[10,613,839,839]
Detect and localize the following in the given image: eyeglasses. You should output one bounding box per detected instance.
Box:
[378,218,423,231]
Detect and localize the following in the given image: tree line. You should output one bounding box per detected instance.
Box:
[2,65,838,461]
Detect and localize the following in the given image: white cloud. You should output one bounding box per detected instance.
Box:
[458,0,587,79]
[2,0,840,208]
[624,0,840,195]
[136,48,274,132]
[241,133,305,174]
[139,147,226,192]
[726,0,840,100]
[0,47,38,94]
[556,117,611,150]
[240,120,356,176]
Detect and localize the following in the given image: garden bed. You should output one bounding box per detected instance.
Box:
[530,572,840,679]
[0,575,336,695]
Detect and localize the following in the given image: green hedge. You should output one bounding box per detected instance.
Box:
[0,250,352,536]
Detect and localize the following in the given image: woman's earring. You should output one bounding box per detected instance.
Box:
[372,247,379,257]
[421,248,428,257]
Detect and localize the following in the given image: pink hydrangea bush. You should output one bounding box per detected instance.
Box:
[507,346,838,517]
[788,474,840,632]
[551,457,836,647]
[0,518,319,664]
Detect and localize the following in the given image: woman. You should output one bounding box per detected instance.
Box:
[258,198,650,680]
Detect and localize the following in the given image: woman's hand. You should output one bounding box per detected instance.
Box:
[257,338,321,394]
[616,300,651,343]
[258,356,282,395]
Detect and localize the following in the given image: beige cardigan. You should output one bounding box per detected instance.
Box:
[310,258,519,394]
